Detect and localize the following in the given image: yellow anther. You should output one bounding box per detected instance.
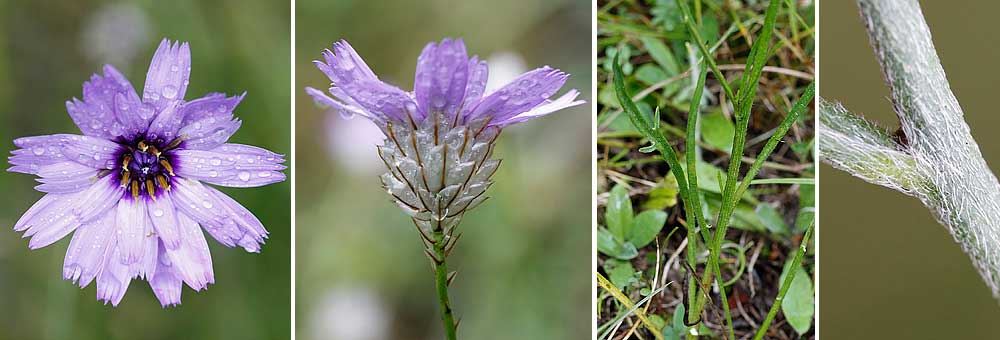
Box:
[165,136,186,151]
[137,141,148,152]
[130,180,140,199]
[120,171,131,188]
[148,145,160,157]
[122,154,132,168]
[157,175,171,192]
[145,179,156,198]
[160,159,175,176]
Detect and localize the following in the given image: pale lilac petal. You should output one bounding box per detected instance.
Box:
[9,134,76,174]
[144,101,183,144]
[14,194,59,232]
[20,175,122,249]
[150,241,183,307]
[176,114,242,151]
[460,56,489,117]
[115,199,147,265]
[96,241,132,306]
[493,89,585,127]
[143,39,191,110]
[73,65,138,139]
[206,186,268,243]
[173,144,286,188]
[179,92,245,125]
[414,38,469,119]
[130,226,159,280]
[61,135,122,170]
[305,87,371,121]
[341,79,418,123]
[34,161,99,193]
[112,87,153,138]
[466,67,569,123]
[64,211,116,288]
[171,180,266,252]
[315,40,377,85]
[169,179,265,251]
[168,212,215,290]
[147,195,181,249]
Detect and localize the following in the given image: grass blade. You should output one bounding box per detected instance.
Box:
[597,272,668,340]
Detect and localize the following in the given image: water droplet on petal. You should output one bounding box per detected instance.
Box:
[201,200,213,209]
[238,171,251,181]
[153,209,164,217]
[162,85,178,99]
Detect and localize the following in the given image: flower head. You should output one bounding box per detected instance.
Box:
[306,38,582,250]
[8,39,286,307]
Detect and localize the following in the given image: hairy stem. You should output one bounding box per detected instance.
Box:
[821,0,1000,297]
[433,229,458,340]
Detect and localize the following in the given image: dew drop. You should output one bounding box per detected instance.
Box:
[258,171,271,178]
[153,209,164,217]
[32,146,45,155]
[201,200,213,209]
[238,171,251,181]
[162,85,178,99]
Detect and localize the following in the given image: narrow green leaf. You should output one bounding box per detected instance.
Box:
[749,177,815,185]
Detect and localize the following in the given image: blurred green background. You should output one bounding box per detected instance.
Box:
[0,1,290,339]
[294,1,590,339]
[820,0,1000,338]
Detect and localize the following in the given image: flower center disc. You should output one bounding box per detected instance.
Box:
[119,140,176,199]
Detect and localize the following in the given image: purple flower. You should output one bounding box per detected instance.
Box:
[306,38,583,128]
[8,39,286,307]
[305,38,582,246]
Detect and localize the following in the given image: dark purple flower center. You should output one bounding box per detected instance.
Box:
[115,136,182,199]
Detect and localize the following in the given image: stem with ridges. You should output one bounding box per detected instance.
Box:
[820,0,1000,298]
[433,227,458,340]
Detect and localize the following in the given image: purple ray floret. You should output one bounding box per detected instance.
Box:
[306,38,584,128]
[8,38,286,307]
